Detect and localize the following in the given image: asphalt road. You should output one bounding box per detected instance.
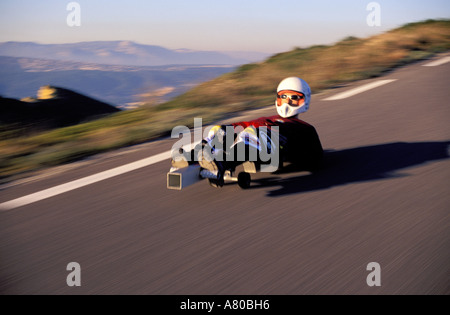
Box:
[1,56,449,295]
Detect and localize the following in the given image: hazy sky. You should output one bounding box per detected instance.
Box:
[0,0,449,53]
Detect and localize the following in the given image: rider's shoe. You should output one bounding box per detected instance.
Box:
[171,148,193,169]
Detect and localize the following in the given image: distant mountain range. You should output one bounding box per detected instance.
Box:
[0,86,119,133]
[0,41,269,66]
[0,41,270,109]
[0,56,236,108]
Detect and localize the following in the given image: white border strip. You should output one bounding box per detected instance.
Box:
[323,79,397,101]
[423,56,450,67]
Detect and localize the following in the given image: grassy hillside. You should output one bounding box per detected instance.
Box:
[1,19,449,182]
[157,19,450,112]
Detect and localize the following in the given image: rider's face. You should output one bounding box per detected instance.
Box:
[277,90,305,107]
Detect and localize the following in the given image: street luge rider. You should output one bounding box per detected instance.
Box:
[177,77,324,187]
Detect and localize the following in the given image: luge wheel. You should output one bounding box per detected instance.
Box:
[237,172,251,189]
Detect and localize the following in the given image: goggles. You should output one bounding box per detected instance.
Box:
[277,94,305,101]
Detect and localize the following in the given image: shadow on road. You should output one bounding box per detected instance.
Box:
[249,141,450,197]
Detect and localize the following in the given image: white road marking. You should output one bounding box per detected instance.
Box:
[423,56,450,67]
[0,139,203,211]
[0,151,171,211]
[323,79,397,101]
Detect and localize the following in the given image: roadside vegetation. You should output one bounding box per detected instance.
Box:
[1,19,449,182]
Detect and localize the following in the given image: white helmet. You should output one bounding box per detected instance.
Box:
[275,77,311,118]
